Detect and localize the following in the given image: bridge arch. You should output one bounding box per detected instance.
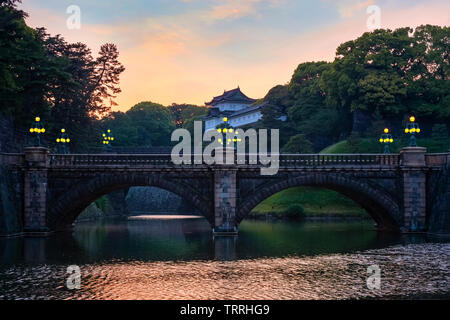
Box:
[237,173,401,231]
[47,173,212,231]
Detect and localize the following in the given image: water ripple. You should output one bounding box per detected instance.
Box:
[0,243,449,300]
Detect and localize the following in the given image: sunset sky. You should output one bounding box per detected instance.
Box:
[20,0,449,112]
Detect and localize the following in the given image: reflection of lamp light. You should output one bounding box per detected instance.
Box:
[405,115,420,147]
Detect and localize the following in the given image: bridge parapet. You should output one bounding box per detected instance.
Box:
[276,153,399,166]
[49,153,176,167]
[48,153,400,169]
[0,153,24,167]
[425,153,450,167]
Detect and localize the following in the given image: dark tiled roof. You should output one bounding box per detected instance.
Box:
[205,87,257,106]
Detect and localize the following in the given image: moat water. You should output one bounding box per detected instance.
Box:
[0,217,449,299]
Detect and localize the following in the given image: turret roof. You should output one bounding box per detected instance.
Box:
[205,87,256,106]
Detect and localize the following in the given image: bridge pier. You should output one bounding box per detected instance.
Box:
[400,147,427,233]
[23,147,50,235]
[213,168,238,235]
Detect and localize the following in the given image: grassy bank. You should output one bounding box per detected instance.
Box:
[250,186,368,218]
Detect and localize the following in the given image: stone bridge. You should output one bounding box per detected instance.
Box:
[1,147,449,236]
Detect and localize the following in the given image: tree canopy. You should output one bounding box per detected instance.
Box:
[321,25,449,118]
[260,25,449,152]
[0,0,125,151]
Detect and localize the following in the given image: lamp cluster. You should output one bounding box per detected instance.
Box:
[29,116,71,152]
[56,129,70,144]
[29,117,45,146]
[379,128,394,154]
[405,116,420,147]
[29,117,45,134]
[217,117,242,145]
[377,115,422,153]
[102,129,114,146]
[56,128,70,154]
[28,117,118,153]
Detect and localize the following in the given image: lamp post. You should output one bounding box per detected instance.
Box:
[29,117,45,147]
[56,129,70,154]
[405,115,420,147]
[379,128,394,154]
[102,129,114,153]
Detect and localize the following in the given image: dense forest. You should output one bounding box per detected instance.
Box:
[0,0,448,154]
[260,25,449,152]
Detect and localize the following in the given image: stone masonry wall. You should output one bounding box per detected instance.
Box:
[0,164,23,235]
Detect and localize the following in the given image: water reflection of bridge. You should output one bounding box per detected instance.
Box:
[0,220,433,264]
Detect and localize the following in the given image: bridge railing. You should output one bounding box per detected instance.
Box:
[425,153,450,166]
[277,154,399,166]
[0,153,24,166]
[49,153,400,168]
[50,154,176,167]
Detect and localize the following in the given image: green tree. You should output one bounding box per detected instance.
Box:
[0,1,61,124]
[367,109,386,138]
[258,85,296,149]
[169,103,207,128]
[100,111,139,147]
[321,25,449,120]
[126,102,175,146]
[288,61,349,150]
[281,134,314,153]
[0,1,126,152]
[39,31,125,151]
[431,124,449,142]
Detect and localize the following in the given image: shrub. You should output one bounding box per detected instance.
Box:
[283,204,306,220]
[281,134,314,153]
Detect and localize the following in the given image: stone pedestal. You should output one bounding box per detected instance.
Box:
[213,169,238,235]
[23,147,50,234]
[400,147,427,232]
[400,147,426,166]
